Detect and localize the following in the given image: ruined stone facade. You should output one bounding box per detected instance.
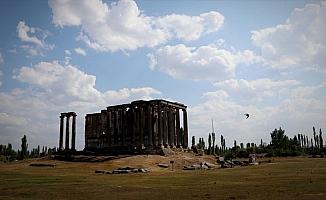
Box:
[84,100,188,154]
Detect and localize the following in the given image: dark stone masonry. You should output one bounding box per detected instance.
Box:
[83,99,188,154]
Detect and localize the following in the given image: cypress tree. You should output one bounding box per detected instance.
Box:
[20,135,28,160]
[208,133,212,155]
[313,126,317,148]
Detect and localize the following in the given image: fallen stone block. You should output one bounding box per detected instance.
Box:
[203,162,219,169]
[138,168,149,173]
[157,163,169,168]
[112,169,131,174]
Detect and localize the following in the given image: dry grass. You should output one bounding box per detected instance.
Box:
[0,155,325,200]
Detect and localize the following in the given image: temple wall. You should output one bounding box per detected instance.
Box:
[84,99,188,154]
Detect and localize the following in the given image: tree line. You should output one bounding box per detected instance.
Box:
[191,126,325,158]
[0,135,56,162]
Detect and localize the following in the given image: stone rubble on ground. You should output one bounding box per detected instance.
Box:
[183,161,219,170]
[95,167,150,174]
[157,163,169,168]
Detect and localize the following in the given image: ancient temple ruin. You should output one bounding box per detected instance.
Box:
[59,112,77,151]
[84,99,188,154]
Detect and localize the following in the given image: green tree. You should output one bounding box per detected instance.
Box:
[313,126,317,148]
[20,135,28,160]
[212,132,216,155]
[270,127,286,149]
[191,136,196,148]
[320,128,323,149]
[208,133,212,154]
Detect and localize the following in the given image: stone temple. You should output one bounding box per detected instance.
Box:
[84,99,188,154]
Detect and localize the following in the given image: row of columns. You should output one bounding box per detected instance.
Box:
[106,102,188,149]
[59,112,77,151]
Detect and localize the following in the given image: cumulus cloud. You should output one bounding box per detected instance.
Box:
[148,44,262,82]
[74,48,87,56]
[1,60,161,148]
[156,11,224,41]
[214,78,300,102]
[251,2,326,70]
[49,0,224,52]
[189,82,326,146]
[16,21,54,56]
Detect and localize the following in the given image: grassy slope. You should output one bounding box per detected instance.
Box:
[0,156,325,200]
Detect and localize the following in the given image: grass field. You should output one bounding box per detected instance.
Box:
[0,156,325,200]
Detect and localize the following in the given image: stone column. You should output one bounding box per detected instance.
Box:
[65,114,70,150]
[71,113,77,151]
[114,110,119,146]
[183,109,188,148]
[116,109,120,146]
[132,107,137,147]
[147,105,153,147]
[168,108,173,147]
[163,106,168,147]
[139,106,144,148]
[107,109,112,147]
[171,109,176,148]
[121,108,126,146]
[176,109,180,147]
[157,104,163,147]
[59,114,64,151]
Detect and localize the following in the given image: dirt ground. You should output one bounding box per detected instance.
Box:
[0,154,325,200]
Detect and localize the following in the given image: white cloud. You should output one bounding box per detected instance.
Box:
[189,82,326,146]
[64,50,71,55]
[49,0,225,52]
[251,2,326,70]
[0,112,28,127]
[214,78,300,102]
[74,47,87,56]
[156,11,224,41]
[16,21,54,56]
[149,44,262,81]
[0,60,161,149]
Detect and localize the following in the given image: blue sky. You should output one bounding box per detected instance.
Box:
[0,0,325,150]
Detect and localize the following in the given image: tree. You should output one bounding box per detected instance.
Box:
[212,132,216,155]
[233,140,237,154]
[191,136,196,148]
[202,138,206,150]
[270,127,287,149]
[297,134,301,148]
[20,135,28,160]
[313,126,317,148]
[208,133,212,154]
[320,128,323,149]
[311,138,313,149]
